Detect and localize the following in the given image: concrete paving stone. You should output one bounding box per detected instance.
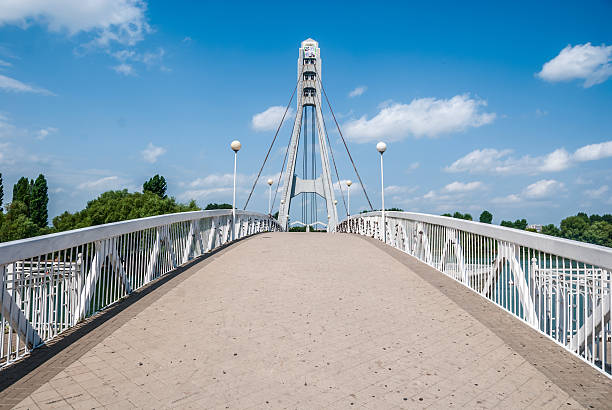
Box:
[2,233,611,409]
[69,398,103,409]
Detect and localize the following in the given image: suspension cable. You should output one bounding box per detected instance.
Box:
[317,78,374,211]
[317,101,348,217]
[243,80,299,210]
[271,114,296,215]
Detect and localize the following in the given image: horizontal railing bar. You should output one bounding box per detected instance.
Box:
[0,210,270,265]
[354,211,612,270]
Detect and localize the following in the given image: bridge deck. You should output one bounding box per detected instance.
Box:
[2,233,611,409]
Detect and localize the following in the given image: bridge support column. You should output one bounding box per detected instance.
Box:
[277,39,338,232]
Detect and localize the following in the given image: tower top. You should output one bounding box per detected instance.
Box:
[301,38,318,48]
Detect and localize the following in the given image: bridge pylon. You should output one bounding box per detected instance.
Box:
[278,38,338,232]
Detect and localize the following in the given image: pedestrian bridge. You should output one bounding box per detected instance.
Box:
[0,210,611,409]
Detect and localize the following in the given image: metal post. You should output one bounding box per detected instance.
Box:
[346,180,352,218]
[267,178,273,216]
[377,142,387,243]
[231,140,241,240]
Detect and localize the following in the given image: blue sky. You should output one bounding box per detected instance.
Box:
[0,0,611,225]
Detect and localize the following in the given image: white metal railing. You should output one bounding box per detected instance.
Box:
[0,210,281,367]
[338,211,612,377]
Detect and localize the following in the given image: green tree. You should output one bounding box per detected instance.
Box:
[30,174,49,228]
[589,214,603,224]
[53,190,199,231]
[13,177,31,216]
[441,213,452,217]
[479,210,493,224]
[0,172,3,212]
[541,224,561,237]
[205,203,233,210]
[500,220,514,228]
[143,174,167,198]
[582,221,612,248]
[576,212,589,222]
[513,219,528,230]
[560,215,589,241]
[0,201,39,242]
[452,211,472,221]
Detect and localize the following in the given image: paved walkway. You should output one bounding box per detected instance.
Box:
[2,233,611,409]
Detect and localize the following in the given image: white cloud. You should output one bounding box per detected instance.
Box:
[447,140,612,175]
[0,114,17,138]
[0,73,53,94]
[77,175,124,190]
[36,127,58,140]
[491,194,522,204]
[573,141,612,162]
[343,94,495,142]
[182,36,192,43]
[585,185,608,198]
[537,43,612,87]
[0,0,151,47]
[443,181,483,192]
[179,187,233,201]
[179,172,283,204]
[406,162,420,172]
[112,63,135,76]
[384,185,417,195]
[0,142,10,164]
[189,173,236,188]
[445,148,513,173]
[493,179,565,204]
[539,148,572,172]
[523,179,564,199]
[348,86,367,98]
[112,49,136,61]
[0,59,11,67]
[141,142,166,163]
[252,106,294,132]
[110,47,166,73]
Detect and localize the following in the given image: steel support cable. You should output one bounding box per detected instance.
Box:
[316,75,374,211]
[271,107,300,215]
[316,101,348,218]
[243,80,299,210]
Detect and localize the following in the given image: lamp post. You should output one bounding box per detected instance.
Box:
[267,178,274,216]
[231,140,241,240]
[346,180,352,233]
[376,141,387,243]
[346,180,352,218]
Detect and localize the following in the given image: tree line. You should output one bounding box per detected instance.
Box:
[0,174,51,242]
[0,174,199,243]
[442,210,612,248]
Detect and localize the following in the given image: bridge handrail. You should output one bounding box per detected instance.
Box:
[0,210,272,265]
[367,211,612,270]
[0,210,280,368]
[338,211,612,377]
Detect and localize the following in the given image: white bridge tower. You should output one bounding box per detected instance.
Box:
[277,38,338,232]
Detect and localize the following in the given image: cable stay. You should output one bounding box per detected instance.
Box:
[243,78,299,211]
[314,67,374,211]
